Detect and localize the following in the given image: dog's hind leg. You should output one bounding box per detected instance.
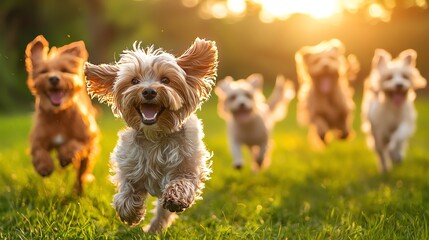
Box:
[145,200,177,234]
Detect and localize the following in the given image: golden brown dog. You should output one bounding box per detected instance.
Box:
[25,35,99,194]
[295,39,359,145]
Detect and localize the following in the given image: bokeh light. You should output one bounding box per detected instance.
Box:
[182,0,428,22]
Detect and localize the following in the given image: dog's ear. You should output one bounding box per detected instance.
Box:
[247,73,263,90]
[399,49,417,67]
[85,62,119,105]
[25,35,49,94]
[58,41,88,60]
[328,39,345,55]
[399,49,427,89]
[177,38,218,100]
[373,49,391,71]
[215,76,233,97]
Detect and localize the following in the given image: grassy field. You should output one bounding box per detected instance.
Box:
[0,96,428,239]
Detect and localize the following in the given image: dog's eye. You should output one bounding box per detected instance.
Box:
[401,73,409,79]
[160,77,170,84]
[245,92,252,99]
[131,78,140,85]
[39,68,48,74]
[385,74,393,80]
[228,94,237,101]
[60,68,69,73]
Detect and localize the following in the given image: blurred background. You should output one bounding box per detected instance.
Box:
[1,0,428,112]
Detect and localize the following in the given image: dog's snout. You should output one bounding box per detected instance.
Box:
[395,83,404,89]
[49,76,60,85]
[142,88,157,100]
[239,103,246,109]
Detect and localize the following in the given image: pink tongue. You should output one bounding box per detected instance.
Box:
[141,104,158,119]
[319,77,332,93]
[49,91,64,105]
[392,93,405,106]
[234,109,250,123]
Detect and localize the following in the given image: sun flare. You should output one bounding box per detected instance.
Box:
[183,0,427,22]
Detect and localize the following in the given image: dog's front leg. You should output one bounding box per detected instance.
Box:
[31,143,54,177]
[227,126,244,169]
[252,142,271,169]
[312,115,329,142]
[57,139,86,168]
[388,122,414,164]
[113,180,148,226]
[372,129,391,173]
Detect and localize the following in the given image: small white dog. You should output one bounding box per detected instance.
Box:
[215,74,295,170]
[361,49,426,173]
[85,38,218,233]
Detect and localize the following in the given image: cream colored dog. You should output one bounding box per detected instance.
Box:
[361,49,426,173]
[85,38,218,233]
[296,39,359,145]
[215,74,295,170]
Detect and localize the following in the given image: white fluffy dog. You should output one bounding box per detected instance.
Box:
[361,49,426,173]
[84,38,218,233]
[215,74,295,170]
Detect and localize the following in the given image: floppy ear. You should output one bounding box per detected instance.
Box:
[58,40,88,60]
[215,76,233,97]
[247,73,263,90]
[25,35,49,94]
[399,49,417,67]
[85,62,119,105]
[177,38,218,100]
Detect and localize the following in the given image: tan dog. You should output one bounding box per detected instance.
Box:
[215,74,295,170]
[361,49,426,173]
[295,39,359,145]
[25,35,99,194]
[85,38,218,233]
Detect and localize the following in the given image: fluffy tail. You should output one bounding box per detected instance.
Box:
[267,75,295,123]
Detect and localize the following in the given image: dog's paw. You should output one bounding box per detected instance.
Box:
[318,132,327,143]
[389,150,404,164]
[161,181,195,212]
[113,193,146,225]
[234,163,243,170]
[34,161,54,177]
[32,153,54,177]
[162,199,188,212]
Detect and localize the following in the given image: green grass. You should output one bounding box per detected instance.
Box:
[1,96,428,239]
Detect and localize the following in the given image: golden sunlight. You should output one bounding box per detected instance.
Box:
[183,0,428,22]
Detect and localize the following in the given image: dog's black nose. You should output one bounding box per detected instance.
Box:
[142,88,157,100]
[395,83,404,89]
[49,76,60,85]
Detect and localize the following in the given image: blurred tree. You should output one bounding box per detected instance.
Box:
[0,0,428,112]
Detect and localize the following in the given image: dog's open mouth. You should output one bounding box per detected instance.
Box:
[232,107,252,123]
[387,89,408,107]
[137,103,165,125]
[46,90,66,106]
[315,73,337,93]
